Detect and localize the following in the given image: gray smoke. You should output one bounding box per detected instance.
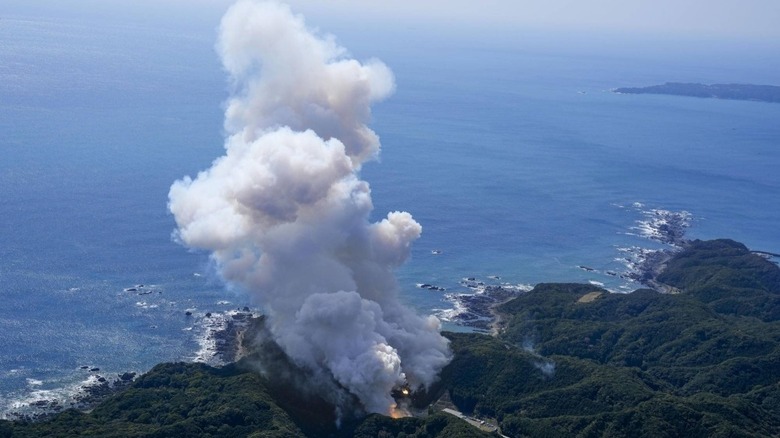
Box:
[522,337,555,378]
[168,0,451,415]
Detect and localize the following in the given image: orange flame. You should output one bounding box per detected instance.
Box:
[389,404,411,419]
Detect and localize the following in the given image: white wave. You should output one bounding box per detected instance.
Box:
[433,298,468,323]
[190,310,257,366]
[501,283,534,292]
[192,312,231,365]
[630,206,692,246]
[134,301,158,309]
[1,374,114,420]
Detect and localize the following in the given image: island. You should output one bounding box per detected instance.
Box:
[614,82,780,103]
[2,239,780,437]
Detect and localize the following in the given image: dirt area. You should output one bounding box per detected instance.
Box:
[577,291,603,303]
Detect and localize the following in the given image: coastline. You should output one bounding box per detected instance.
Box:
[442,204,693,333]
[2,372,136,422]
[613,82,780,104]
[1,307,260,422]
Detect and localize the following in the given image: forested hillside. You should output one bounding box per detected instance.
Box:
[438,240,780,436]
[3,239,779,437]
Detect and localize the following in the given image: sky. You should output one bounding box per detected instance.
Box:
[286,0,780,41]
[3,0,780,43]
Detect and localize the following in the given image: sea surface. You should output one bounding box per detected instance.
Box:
[2,13,780,416]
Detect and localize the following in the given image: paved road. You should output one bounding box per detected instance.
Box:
[441,408,503,435]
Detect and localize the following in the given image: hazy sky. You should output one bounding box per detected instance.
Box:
[3,0,779,42]
[287,0,780,41]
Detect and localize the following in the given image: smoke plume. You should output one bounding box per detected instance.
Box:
[168,0,451,415]
[522,337,556,378]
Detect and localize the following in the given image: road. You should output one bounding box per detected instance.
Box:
[441,408,509,436]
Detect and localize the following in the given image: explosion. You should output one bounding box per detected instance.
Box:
[168,0,451,415]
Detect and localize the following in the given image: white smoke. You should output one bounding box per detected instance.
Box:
[522,337,555,378]
[168,0,451,415]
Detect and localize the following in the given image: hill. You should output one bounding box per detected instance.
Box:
[2,239,780,437]
[0,360,491,438]
[434,240,780,436]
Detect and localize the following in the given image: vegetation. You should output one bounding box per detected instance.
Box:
[2,239,779,437]
[614,82,780,103]
[0,362,493,438]
[434,240,780,436]
[0,362,305,438]
[657,239,780,321]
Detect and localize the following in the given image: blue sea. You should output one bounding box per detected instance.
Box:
[2,12,779,415]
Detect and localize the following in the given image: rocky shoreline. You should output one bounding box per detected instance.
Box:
[439,205,695,332]
[2,371,137,422]
[2,307,260,423]
[0,205,711,421]
[616,206,693,292]
[440,280,532,332]
[193,308,258,366]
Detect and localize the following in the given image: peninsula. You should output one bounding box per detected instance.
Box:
[614,82,780,103]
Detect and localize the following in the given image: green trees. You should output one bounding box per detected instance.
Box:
[658,239,780,321]
[2,363,305,438]
[3,239,779,437]
[433,240,780,436]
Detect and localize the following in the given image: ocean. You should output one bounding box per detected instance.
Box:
[1,12,779,416]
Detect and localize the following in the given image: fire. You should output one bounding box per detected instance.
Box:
[389,404,410,419]
[389,384,413,418]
